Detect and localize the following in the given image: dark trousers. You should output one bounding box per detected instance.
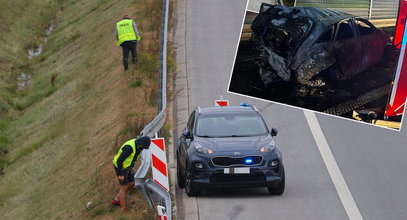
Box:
[121,41,137,70]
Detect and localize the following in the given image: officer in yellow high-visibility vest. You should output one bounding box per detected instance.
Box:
[115,15,141,71]
[112,136,150,211]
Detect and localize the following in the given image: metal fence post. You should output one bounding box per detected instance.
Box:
[368,0,374,20]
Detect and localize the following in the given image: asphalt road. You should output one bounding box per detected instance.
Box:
[173,0,407,219]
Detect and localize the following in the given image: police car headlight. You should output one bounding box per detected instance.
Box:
[260,140,276,152]
[195,143,214,154]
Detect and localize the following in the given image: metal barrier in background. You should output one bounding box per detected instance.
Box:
[370,0,399,20]
[295,0,399,20]
[134,0,171,219]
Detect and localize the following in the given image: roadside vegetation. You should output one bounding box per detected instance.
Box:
[0,0,168,219]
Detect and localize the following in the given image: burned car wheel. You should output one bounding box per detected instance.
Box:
[268,166,285,195]
[177,156,186,188]
[185,165,201,197]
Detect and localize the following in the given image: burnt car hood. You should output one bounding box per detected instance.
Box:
[251,4,356,85]
[195,135,273,152]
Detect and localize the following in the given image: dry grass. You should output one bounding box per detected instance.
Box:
[0,0,165,219]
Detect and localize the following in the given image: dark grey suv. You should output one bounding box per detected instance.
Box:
[176,104,284,197]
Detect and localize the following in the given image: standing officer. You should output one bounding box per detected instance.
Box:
[115,15,140,71]
[112,136,151,211]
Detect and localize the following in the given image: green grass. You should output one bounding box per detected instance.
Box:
[136,53,159,78]
[14,86,57,111]
[159,122,171,146]
[12,120,62,162]
[0,185,20,206]
[0,119,9,132]
[0,119,10,170]
[0,157,8,172]
[13,142,42,162]
[129,79,143,88]
[0,0,165,219]
[145,87,158,107]
[0,0,63,172]
[92,207,106,217]
[0,135,10,148]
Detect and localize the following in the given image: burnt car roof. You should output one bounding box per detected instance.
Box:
[260,4,353,22]
[297,7,353,22]
[252,5,354,35]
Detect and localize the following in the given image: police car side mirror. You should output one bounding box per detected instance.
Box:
[182,129,191,139]
[271,128,278,136]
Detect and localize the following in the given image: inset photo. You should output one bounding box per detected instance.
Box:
[228,1,406,130]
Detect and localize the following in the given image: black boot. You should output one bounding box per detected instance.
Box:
[123,58,129,71]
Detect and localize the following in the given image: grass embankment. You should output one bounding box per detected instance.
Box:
[0,0,170,219]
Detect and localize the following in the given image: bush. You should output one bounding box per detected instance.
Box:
[129,79,142,88]
[136,53,158,78]
[0,135,10,149]
[0,120,9,132]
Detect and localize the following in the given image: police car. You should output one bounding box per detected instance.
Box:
[176,104,285,196]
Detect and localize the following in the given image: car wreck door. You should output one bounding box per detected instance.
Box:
[354,18,386,72]
[296,26,336,82]
[333,19,363,79]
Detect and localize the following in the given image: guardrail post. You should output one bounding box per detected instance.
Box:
[368,0,374,20]
[142,181,155,210]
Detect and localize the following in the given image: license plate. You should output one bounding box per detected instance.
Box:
[224,167,250,174]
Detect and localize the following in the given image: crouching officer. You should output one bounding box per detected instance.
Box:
[112,136,151,211]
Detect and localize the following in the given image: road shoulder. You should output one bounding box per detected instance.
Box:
[172,0,199,219]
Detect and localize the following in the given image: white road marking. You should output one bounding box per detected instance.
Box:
[304,110,363,220]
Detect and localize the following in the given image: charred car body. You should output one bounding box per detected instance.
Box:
[251,4,390,86]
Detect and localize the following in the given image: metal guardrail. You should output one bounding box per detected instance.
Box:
[295,0,399,20]
[134,0,171,219]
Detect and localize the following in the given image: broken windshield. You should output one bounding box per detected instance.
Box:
[252,6,313,58]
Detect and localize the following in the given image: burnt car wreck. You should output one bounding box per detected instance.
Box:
[251,4,390,86]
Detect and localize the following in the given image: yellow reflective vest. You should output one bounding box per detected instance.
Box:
[112,139,138,169]
[116,19,139,46]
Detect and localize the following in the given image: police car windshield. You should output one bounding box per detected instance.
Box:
[196,113,268,137]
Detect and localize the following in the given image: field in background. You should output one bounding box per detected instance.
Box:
[0,0,173,219]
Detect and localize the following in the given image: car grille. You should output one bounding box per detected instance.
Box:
[211,156,263,167]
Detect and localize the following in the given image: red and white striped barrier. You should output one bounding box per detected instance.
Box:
[150,138,169,191]
[157,205,167,220]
